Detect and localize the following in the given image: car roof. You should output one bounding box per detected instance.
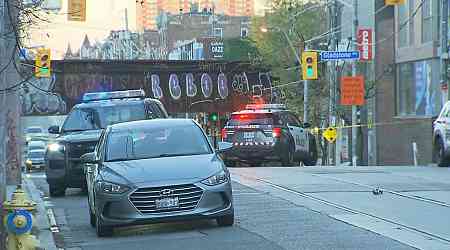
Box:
[110,119,196,131]
[232,109,286,115]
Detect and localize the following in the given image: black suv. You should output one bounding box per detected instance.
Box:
[45,90,168,197]
[221,104,317,167]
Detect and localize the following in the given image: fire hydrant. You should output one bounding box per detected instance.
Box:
[3,185,39,250]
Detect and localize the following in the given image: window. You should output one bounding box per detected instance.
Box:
[409,0,415,45]
[241,27,248,38]
[214,28,223,38]
[422,0,433,43]
[397,60,441,116]
[398,4,408,47]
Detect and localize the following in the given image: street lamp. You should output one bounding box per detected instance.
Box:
[260,26,309,123]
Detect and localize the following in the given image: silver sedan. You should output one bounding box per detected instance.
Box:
[82,119,234,237]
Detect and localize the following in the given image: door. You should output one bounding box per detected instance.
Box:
[286,113,308,153]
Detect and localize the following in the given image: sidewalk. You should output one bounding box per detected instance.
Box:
[22,175,58,250]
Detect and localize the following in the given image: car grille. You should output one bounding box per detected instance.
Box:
[68,141,97,158]
[129,184,203,214]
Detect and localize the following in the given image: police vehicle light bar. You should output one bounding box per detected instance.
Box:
[245,104,286,110]
[82,90,145,102]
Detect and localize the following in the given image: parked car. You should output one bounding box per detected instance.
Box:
[432,101,450,167]
[82,119,234,237]
[27,140,46,152]
[45,90,168,197]
[25,126,47,143]
[25,150,46,172]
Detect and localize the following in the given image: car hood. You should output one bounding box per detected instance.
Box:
[57,130,102,143]
[28,157,45,162]
[101,154,223,185]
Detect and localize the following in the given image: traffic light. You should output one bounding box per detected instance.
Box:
[35,48,51,78]
[302,51,318,80]
[209,112,218,123]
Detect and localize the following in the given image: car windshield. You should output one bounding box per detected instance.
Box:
[28,151,45,158]
[105,125,212,162]
[228,113,277,126]
[62,103,146,132]
[26,127,43,133]
[28,144,45,150]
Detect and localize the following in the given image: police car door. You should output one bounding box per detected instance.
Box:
[287,114,308,153]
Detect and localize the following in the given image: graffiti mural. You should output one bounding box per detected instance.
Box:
[24,60,273,114]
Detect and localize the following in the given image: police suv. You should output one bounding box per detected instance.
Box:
[45,90,168,197]
[221,104,318,166]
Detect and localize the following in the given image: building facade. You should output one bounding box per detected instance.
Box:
[375,0,442,165]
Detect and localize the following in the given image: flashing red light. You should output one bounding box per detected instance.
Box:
[272,127,282,138]
[239,114,249,119]
[221,128,227,140]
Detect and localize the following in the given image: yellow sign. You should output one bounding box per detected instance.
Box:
[385,0,405,5]
[323,127,337,143]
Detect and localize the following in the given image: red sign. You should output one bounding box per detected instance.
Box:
[341,76,365,106]
[357,28,372,61]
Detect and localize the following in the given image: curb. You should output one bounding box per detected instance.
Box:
[23,175,58,250]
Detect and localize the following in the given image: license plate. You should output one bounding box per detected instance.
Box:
[155,197,179,209]
[243,132,255,139]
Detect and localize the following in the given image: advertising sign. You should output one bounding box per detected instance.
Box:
[357,28,373,61]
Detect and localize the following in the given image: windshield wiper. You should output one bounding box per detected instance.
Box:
[151,152,208,158]
[105,158,132,162]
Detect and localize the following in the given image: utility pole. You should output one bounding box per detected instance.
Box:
[304,45,309,123]
[1,0,21,247]
[441,0,449,100]
[351,0,358,167]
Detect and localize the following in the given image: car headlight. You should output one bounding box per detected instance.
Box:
[26,159,32,165]
[97,181,130,194]
[48,143,64,152]
[26,136,31,142]
[201,170,229,186]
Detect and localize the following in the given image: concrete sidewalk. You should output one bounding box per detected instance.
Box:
[22,175,58,250]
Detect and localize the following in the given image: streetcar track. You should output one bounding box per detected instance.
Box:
[310,174,450,208]
[235,173,450,244]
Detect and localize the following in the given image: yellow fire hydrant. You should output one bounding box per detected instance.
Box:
[3,185,40,250]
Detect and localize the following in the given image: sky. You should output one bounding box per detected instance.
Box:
[28,0,268,59]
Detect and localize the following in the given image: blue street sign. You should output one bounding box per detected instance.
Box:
[320,51,360,61]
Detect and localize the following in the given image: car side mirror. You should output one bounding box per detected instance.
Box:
[217,142,233,154]
[303,122,311,128]
[80,152,98,164]
[48,125,60,134]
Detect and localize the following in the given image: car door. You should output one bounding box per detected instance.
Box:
[286,113,308,153]
[87,130,105,210]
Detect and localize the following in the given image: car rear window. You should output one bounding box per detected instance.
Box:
[228,113,279,126]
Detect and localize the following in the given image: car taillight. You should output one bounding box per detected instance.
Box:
[272,127,282,138]
[221,128,227,140]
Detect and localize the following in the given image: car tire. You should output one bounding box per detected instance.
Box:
[96,213,113,237]
[303,138,318,166]
[216,213,234,227]
[435,137,450,167]
[49,183,66,197]
[281,145,294,167]
[225,161,236,167]
[88,196,96,228]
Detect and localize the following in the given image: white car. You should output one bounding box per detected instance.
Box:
[433,101,450,167]
[25,126,47,143]
[27,140,47,152]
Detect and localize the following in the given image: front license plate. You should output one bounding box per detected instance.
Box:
[156,197,179,209]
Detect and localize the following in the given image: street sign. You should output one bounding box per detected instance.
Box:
[320,51,360,61]
[357,28,372,61]
[341,76,365,106]
[323,127,337,143]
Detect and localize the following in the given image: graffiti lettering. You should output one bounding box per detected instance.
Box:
[201,73,213,98]
[169,74,181,100]
[186,73,197,97]
[217,73,228,99]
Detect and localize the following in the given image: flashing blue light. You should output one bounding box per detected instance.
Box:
[82,90,145,102]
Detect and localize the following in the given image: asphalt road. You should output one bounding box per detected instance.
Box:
[27,168,418,250]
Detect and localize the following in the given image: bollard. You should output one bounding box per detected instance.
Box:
[3,186,40,250]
